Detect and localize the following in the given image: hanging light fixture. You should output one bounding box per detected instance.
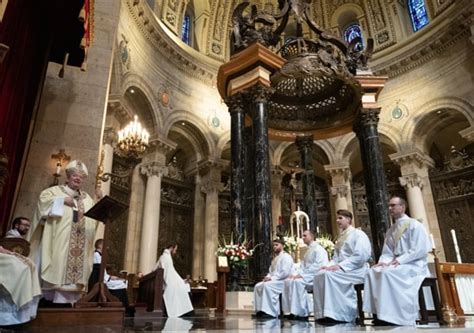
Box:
[117,115,150,157]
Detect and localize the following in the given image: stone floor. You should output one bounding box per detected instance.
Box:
[1,311,472,333]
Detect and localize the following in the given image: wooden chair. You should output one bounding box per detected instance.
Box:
[0,237,30,256]
[355,277,442,325]
[137,268,164,313]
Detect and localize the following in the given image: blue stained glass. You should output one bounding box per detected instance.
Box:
[408,0,429,32]
[344,24,363,52]
[182,15,191,45]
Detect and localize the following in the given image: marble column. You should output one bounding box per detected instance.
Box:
[271,167,285,234]
[192,174,206,279]
[353,108,390,260]
[227,93,246,236]
[399,174,429,227]
[243,126,255,243]
[325,164,353,230]
[138,162,168,274]
[390,150,441,257]
[331,185,349,211]
[123,164,145,273]
[295,135,317,231]
[201,169,223,282]
[249,84,274,278]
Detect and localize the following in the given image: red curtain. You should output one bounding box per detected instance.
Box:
[0,0,52,234]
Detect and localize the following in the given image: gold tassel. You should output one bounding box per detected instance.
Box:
[80,36,87,49]
[58,53,69,78]
[78,6,86,22]
[81,52,88,72]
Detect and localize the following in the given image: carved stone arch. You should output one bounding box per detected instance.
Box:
[216,131,231,160]
[163,110,216,159]
[121,73,164,134]
[330,3,367,37]
[273,141,293,167]
[402,97,474,151]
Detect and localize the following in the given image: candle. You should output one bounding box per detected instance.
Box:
[450,229,462,263]
[316,226,320,234]
[430,234,435,249]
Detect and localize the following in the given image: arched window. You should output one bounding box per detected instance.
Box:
[181,14,191,45]
[408,0,429,32]
[343,23,363,51]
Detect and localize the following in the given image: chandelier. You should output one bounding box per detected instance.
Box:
[117,115,149,157]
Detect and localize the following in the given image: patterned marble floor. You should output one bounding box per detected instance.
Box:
[1,312,472,333]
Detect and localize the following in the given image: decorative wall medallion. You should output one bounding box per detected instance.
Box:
[376,31,390,44]
[388,101,408,122]
[159,87,170,107]
[208,109,221,128]
[212,43,222,55]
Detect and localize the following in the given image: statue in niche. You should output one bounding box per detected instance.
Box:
[214,2,225,41]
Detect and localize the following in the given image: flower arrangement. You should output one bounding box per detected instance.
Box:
[282,234,298,255]
[216,234,256,268]
[316,234,335,259]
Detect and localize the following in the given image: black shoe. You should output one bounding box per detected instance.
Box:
[283,314,294,320]
[292,315,308,321]
[253,311,276,319]
[372,318,397,326]
[316,317,346,326]
[181,310,195,317]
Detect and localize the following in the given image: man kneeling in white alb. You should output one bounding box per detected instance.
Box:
[313,209,371,324]
[282,230,327,320]
[254,238,294,318]
[363,196,431,326]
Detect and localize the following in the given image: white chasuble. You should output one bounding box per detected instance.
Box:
[363,214,430,325]
[28,185,97,303]
[313,227,371,322]
[282,241,328,317]
[0,252,42,325]
[254,251,294,317]
[154,249,193,317]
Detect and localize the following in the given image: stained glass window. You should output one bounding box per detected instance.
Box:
[182,14,191,45]
[408,0,429,32]
[344,23,363,52]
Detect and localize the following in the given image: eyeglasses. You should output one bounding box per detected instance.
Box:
[388,203,402,207]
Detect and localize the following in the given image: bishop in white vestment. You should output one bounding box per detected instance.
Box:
[254,239,294,318]
[27,160,98,304]
[282,230,328,318]
[313,209,371,322]
[154,244,193,317]
[363,196,431,326]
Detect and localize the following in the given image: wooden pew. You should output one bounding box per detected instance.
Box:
[0,237,30,256]
[438,262,474,316]
[137,268,164,314]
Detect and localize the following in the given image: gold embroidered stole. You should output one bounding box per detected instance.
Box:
[61,185,87,284]
[334,226,355,255]
[393,219,411,250]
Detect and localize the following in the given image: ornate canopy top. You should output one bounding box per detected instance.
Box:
[231,0,374,140]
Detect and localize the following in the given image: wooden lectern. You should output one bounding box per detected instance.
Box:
[76,195,128,308]
[216,257,230,313]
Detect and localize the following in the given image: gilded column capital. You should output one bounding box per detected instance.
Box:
[140,162,168,178]
[324,164,351,185]
[399,174,424,189]
[201,180,224,194]
[353,108,381,134]
[246,84,275,103]
[389,149,434,175]
[225,93,246,115]
[331,185,348,198]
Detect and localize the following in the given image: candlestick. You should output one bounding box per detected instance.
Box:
[56,162,61,175]
[316,226,320,234]
[430,233,436,249]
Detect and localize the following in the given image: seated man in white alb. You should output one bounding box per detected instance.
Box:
[0,221,41,326]
[254,238,294,318]
[363,196,431,326]
[5,217,31,238]
[282,230,328,319]
[154,243,193,317]
[313,209,371,324]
